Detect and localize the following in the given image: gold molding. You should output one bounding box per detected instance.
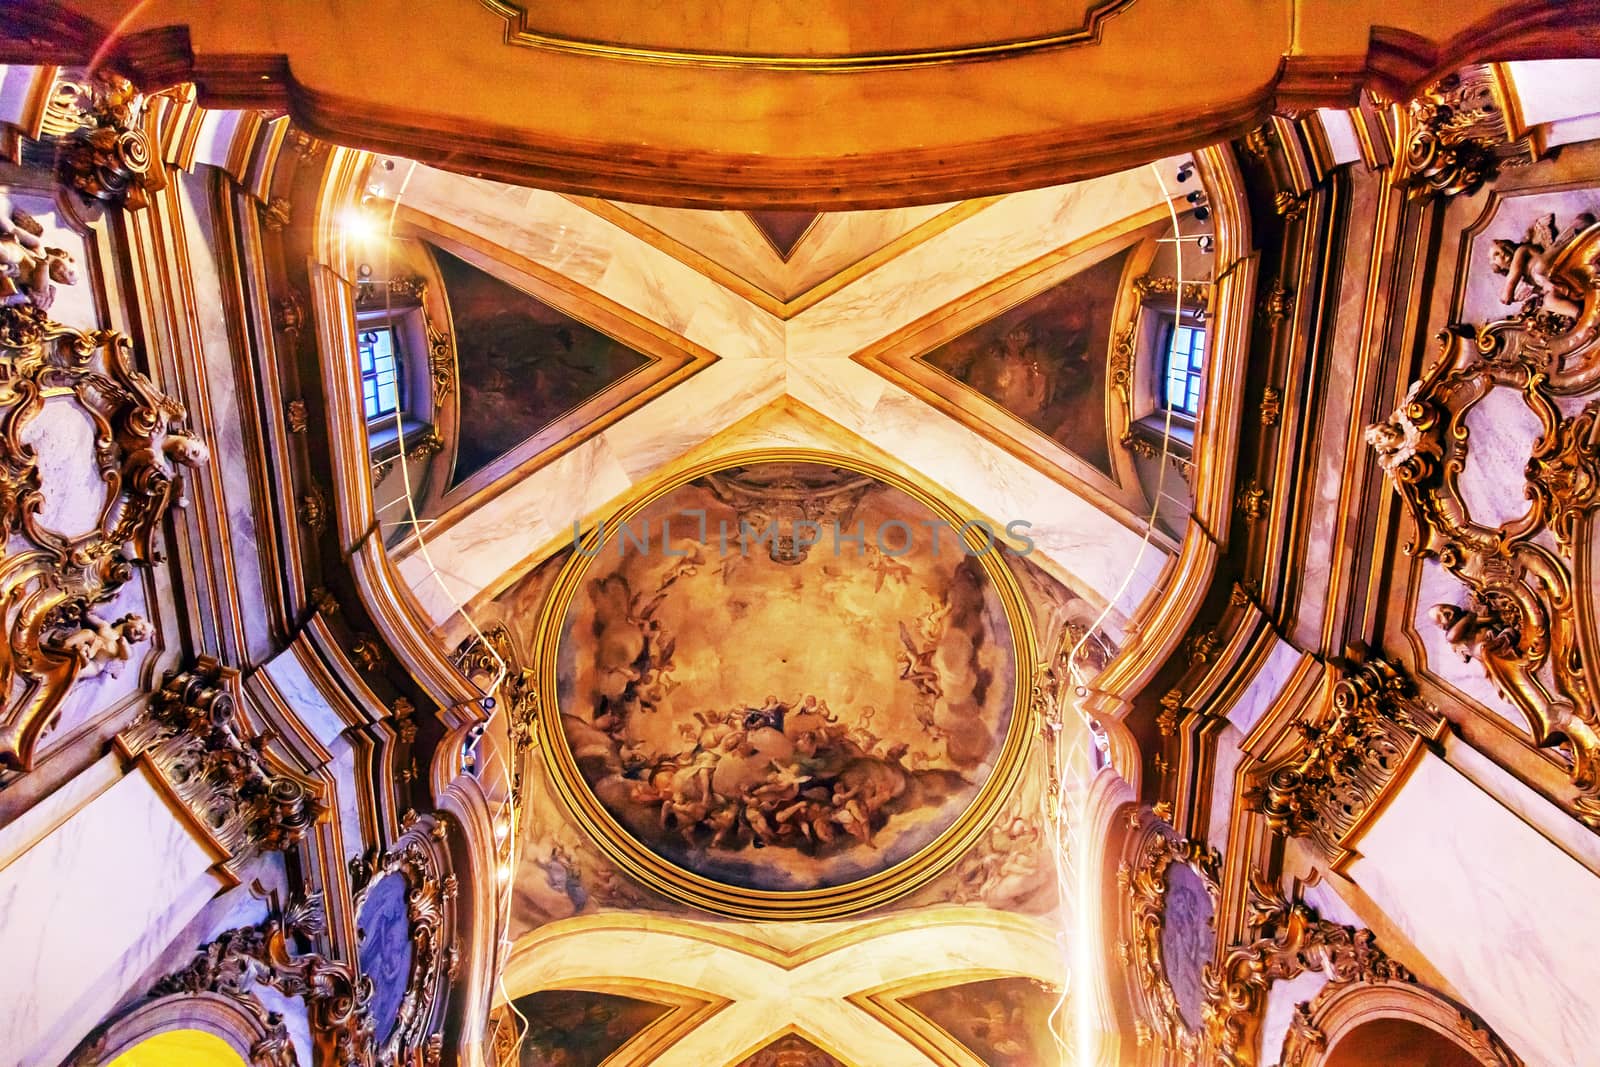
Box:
[1123,817,1222,1060]
[853,204,1174,540]
[528,448,1037,919]
[479,0,1136,71]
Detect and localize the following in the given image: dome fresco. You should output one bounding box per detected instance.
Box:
[538,455,1032,909]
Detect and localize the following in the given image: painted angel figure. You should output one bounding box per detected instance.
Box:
[1490,210,1597,322]
[0,193,77,311]
[57,610,154,679]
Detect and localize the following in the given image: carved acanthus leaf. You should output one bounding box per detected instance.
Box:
[117,658,325,873]
[150,893,375,1067]
[1392,64,1535,201]
[1255,650,1446,866]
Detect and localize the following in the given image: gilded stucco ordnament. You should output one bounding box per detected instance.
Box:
[530,448,1037,919]
[1370,216,1600,826]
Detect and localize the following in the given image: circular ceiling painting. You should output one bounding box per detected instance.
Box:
[535,450,1034,917]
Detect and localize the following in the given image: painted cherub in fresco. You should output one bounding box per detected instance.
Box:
[1490,210,1596,322]
[58,610,154,679]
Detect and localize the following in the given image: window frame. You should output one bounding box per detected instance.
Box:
[1160,317,1207,420]
[357,322,404,424]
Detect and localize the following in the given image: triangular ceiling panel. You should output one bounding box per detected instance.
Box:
[744,209,822,260]
[508,989,672,1067]
[903,977,1062,1067]
[735,1033,846,1067]
[430,245,655,487]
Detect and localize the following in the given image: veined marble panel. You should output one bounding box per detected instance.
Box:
[0,767,221,1067]
[1259,969,1330,1067]
[178,171,277,666]
[785,165,1172,363]
[1348,751,1600,1066]
[376,163,785,362]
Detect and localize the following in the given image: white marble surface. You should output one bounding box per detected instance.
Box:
[1227,637,1306,738]
[177,171,277,666]
[380,160,1179,633]
[502,910,1060,1067]
[261,635,360,749]
[1457,387,1538,530]
[21,397,106,539]
[1259,969,1329,1067]
[0,767,220,1067]
[1348,751,1600,1066]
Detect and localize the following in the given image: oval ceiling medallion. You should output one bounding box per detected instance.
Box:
[533,449,1035,918]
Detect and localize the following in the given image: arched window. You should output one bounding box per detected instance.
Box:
[1161,320,1206,417]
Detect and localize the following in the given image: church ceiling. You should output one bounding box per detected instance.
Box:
[429,244,654,487]
[535,455,1032,915]
[364,155,1184,636]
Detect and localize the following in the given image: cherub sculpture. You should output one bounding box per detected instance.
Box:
[1429,602,1517,663]
[57,610,154,679]
[1490,210,1596,323]
[1364,381,1425,475]
[0,193,77,312]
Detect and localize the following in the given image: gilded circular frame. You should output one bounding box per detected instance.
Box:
[531,447,1037,918]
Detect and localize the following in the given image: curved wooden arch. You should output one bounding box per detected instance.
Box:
[4,0,1600,209]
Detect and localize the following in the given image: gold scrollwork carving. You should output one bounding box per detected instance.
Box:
[1125,820,1222,1059]
[0,287,208,770]
[1255,650,1447,868]
[349,811,458,1067]
[117,658,325,877]
[1392,65,1535,202]
[1367,214,1600,825]
[149,892,376,1067]
[1200,876,1412,1067]
[55,72,155,210]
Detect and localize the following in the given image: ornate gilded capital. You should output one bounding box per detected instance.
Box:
[1392,65,1534,201]
[55,72,155,210]
[1256,650,1446,867]
[118,658,325,876]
